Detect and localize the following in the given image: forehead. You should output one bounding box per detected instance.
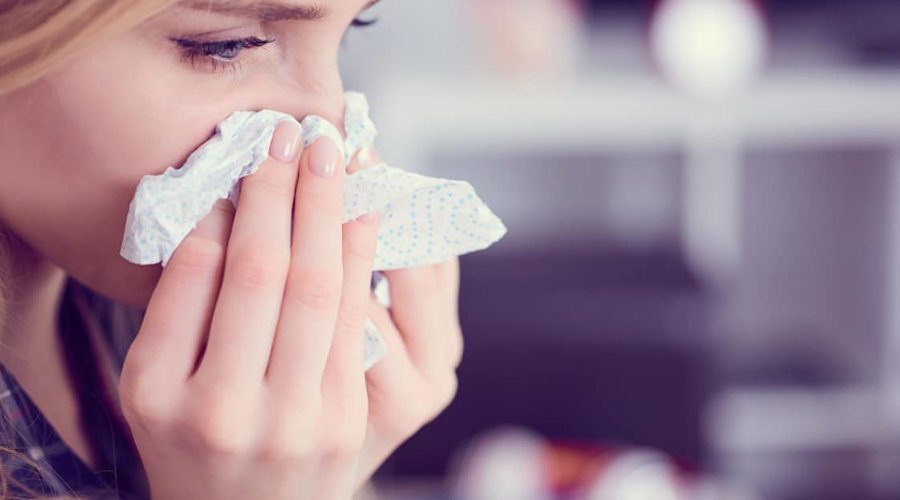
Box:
[176,0,380,21]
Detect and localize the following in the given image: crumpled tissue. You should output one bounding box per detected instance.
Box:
[121,91,507,370]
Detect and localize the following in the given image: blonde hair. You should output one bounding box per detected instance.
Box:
[0,0,177,94]
[0,1,180,497]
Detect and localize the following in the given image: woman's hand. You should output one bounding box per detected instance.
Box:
[356,259,463,484]
[119,121,379,500]
[344,151,463,485]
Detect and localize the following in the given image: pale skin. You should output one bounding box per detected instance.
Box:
[0,1,462,498]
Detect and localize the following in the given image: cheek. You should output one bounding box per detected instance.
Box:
[50,56,217,186]
[5,43,262,305]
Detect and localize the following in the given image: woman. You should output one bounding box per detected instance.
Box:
[0,0,463,498]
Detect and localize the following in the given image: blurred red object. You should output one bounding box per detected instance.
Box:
[452,427,692,500]
[546,441,685,500]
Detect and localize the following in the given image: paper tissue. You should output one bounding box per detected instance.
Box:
[121,92,507,369]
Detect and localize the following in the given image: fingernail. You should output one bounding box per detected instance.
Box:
[358,210,379,224]
[269,120,303,163]
[309,137,338,178]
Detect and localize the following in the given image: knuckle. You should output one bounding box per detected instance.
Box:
[436,373,459,412]
[244,170,297,201]
[226,249,288,292]
[449,325,465,368]
[343,236,376,263]
[378,375,458,441]
[167,236,225,283]
[383,403,427,441]
[191,425,247,458]
[396,268,440,300]
[210,199,237,218]
[184,400,254,457]
[120,346,155,380]
[320,427,365,461]
[375,383,430,439]
[336,296,369,333]
[319,390,367,456]
[298,188,341,218]
[119,370,169,431]
[286,267,341,312]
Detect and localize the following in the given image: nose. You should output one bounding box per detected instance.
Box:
[266,72,347,138]
[298,90,347,137]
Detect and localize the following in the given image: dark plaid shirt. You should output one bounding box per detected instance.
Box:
[0,279,150,499]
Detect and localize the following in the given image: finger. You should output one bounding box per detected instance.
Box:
[382,265,460,376]
[434,257,462,366]
[195,120,303,386]
[436,257,460,298]
[346,145,382,174]
[125,199,234,387]
[345,152,364,174]
[267,136,345,395]
[364,296,416,398]
[322,212,380,397]
[359,297,434,484]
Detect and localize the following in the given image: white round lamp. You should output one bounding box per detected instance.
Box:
[650,0,769,100]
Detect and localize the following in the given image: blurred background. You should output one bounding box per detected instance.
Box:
[339,1,900,499]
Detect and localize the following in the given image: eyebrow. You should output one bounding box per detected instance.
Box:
[180,0,382,22]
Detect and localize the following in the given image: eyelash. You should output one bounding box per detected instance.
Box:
[173,17,379,74]
[173,36,274,73]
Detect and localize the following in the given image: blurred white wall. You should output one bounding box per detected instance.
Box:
[340,0,476,88]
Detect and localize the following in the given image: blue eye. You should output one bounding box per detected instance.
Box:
[173,19,376,74]
[172,36,275,72]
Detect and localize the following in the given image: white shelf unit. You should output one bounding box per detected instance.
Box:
[366,68,900,492]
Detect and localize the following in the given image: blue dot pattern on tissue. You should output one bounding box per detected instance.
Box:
[343,164,506,270]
